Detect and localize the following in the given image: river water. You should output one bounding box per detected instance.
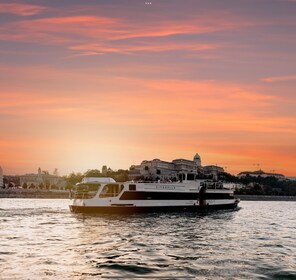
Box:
[0,199,295,280]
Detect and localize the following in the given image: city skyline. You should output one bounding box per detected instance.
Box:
[0,0,296,176]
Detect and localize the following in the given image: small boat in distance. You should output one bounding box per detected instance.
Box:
[69,173,240,213]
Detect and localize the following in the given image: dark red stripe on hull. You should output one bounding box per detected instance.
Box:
[69,203,239,214]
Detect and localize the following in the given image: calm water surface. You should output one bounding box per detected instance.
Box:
[0,199,295,280]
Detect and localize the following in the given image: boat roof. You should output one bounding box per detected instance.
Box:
[81,177,116,183]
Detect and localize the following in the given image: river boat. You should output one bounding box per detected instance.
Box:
[69,173,240,213]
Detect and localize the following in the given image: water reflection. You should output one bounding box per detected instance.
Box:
[70,209,240,278]
[0,199,295,279]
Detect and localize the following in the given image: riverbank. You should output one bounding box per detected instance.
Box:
[0,189,69,199]
[236,194,296,201]
[1,189,296,201]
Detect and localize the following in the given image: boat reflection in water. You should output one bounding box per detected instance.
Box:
[69,173,240,214]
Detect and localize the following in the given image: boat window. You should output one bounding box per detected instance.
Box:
[129,184,136,191]
[178,174,183,182]
[99,184,124,198]
[74,183,101,199]
[187,174,195,181]
[216,182,223,189]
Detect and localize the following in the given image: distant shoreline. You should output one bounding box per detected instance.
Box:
[0,189,296,201]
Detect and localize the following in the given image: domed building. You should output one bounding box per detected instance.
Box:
[129,153,204,180]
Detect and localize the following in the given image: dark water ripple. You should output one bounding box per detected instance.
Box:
[0,199,295,279]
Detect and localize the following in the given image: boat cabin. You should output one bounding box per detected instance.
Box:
[73,177,121,199]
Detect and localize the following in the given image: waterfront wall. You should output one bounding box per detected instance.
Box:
[0,189,69,199]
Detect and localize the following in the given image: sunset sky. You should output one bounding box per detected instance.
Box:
[0,0,296,176]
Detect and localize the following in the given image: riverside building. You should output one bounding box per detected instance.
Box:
[237,170,285,179]
[20,168,67,190]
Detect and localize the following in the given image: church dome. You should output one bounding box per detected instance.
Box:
[194,153,200,161]
[193,153,201,166]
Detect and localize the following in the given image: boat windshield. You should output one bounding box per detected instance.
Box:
[74,183,101,199]
[201,181,223,189]
[99,184,124,198]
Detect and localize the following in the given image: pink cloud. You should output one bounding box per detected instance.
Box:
[0,12,254,55]
[0,3,46,16]
[0,15,123,45]
[68,42,219,55]
[261,75,296,83]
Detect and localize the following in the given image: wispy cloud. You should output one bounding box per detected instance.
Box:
[0,3,46,16]
[68,42,219,56]
[261,75,296,82]
[0,15,122,44]
[0,12,254,56]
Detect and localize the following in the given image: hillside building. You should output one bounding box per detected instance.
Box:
[129,153,224,180]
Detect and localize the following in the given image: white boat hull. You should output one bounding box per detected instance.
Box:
[69,179,240,214]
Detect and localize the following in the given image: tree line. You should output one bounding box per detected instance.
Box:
[64,168,129,188]
[217,172,296,196]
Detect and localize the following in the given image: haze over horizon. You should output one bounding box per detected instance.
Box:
[0,0,296,176]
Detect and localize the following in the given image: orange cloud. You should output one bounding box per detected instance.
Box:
[1,63,295,175]
[0,68,281,121]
